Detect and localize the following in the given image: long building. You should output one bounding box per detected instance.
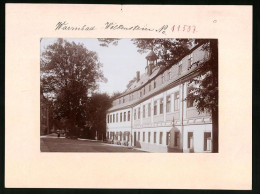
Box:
[106,43,213,153]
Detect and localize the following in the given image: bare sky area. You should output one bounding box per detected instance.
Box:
[41,38,148,95]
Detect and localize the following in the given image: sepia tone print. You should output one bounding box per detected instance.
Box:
[40,38,218,153]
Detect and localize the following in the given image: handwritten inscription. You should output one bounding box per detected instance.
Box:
[55,21,95,31]
[104,22,167,34]
[54,22,197,34]
[172,25,197,33]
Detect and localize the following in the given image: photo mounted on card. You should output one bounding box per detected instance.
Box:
[6,4,252,189]
[40,38,217,153]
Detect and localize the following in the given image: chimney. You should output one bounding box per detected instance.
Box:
[136,71,140,82]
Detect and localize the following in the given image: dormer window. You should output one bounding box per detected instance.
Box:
[188,54,193,69]
[178,61,183,75]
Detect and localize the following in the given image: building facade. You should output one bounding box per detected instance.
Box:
[106,43,213,153]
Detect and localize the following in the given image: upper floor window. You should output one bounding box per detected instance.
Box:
[187,87,195,108]
[148,103,151,117]
[138,107,140,119]
[154,80,157,89]
[161,74,164,84]
[124,112,126,121]
[116,113,118,122]
[113,114,115,123]
[120,113,122,122]
[160,98,164,114]
[168,70,172,80]
[110,115,112,123]
[188,54,193,69]
[128,111,130,121]
[174,92,180,111]
[140,90,142,97]
[134,109,136,120]
[166,95,171,113]
[143,105,145,118]
[154,102,157,115]
[178,61,182,75]
[107,115,109,123]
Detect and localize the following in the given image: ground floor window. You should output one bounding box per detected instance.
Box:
[174,132,180,147]
[148,132,151,143]
[154,132,157,143]
[143,132,145,142]
[159,132,163,144]
[204,132,211,151]
[138,132,140,141]
[188,132,193,149]
[166,132,170,145]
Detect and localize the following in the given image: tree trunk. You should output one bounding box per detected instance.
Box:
[212,109,218,153]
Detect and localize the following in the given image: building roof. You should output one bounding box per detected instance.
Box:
[145,50,158,60]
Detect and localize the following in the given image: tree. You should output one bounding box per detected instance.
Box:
[186,39,218,152]
[99,38,218,152]
[87,93,112,140]
[41,38,106,136]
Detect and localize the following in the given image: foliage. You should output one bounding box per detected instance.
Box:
[41,38,106,135]
[86,93,112,139]
[186,39,218,114]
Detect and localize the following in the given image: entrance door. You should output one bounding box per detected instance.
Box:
[134,132,136,146]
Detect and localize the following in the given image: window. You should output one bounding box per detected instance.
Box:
[161,74,164,84]
[148,103,151,117]
[134,109,136,120]
[138,132,140,141]
[120,113,122,122]
[116,113,118,122]
[128,111,130,121]
[166,95,171,113]
[149,84,151,91]
[120,132,122,141]
[138,108,140,119]
[140,90,142,97]
[204,132,211,151]
[188,54,193,69]
[148,132,151,143]
[174,92,180,111]
[159,132,163,144]
[166,132,170,145]
[178,61,182,75]
[110,115,112,123]
[154,132,157,143]
[154,102,157,115]
[143,132,145,142]
[160,98,163,114]
[107,115,109,123]
[124,112,126,121]
[174,132,180,147]
[168,70,172,80]
[187,87,195,108]
[188,132,193,148]
[143,105,145,118]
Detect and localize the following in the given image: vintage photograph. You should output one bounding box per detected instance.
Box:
[40,38,218,153]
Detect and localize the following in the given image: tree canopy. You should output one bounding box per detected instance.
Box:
[41,38,106,136]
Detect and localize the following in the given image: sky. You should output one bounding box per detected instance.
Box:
[41,38,148,96]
